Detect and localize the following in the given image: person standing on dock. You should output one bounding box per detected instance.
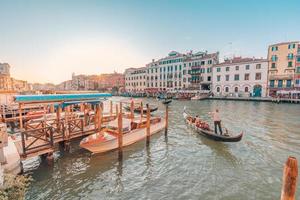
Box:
[209,109,223,135]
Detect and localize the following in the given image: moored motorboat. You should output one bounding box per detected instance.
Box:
[191,95,207,100]
[183,110,243,142]
[124,105,158,113]
[161,99,172,105]
[80,116,165,153]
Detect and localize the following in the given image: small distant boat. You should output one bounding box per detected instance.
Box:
[191,94,209,100]
[183,109,243,142]
[80,117,165,153]
[124,105,158,113]
[161,99,172,105]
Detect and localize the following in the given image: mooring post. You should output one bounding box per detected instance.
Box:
[19,103,23,129]
[281,156,298,200]
[118,102,123,158]
[98,103,102,131]
[84,103,88,126]
[80,103,84,112]
[140,101,143,123]
[56,104,62,132]
[64,106,71,152]
[46,152,54,166]
[146,104,150,146]
[110,100,113,117]
[116,103,119,117]
[50,104,55,113]
[130,100,134,122]
[165,105,169,135]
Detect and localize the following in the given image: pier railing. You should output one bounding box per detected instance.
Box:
[21,126,54,157]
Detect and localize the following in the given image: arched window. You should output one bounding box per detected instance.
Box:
[234,87,238,92]
[245,87,249,92]
[217,87,220,92]
[225,87,229,92]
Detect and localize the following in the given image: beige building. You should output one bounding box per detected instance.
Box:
[268,41,299,96]
[0,63,12,91]
[212,57,268,97]
[124,67,147,93]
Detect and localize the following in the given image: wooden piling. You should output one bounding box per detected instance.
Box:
[281,156,298,200]
[118,102,123,153]
[140,101,143,123]
[56,104,62,131]
[50,104,55,113]
[146,104,150,145]
[116,104,119,117]
[130,100,134,122]
[165,105,168,134]
[110,101,113,116]
[46,152,54,166]
[97,103,102,131]
[80,103,84,112]
[18,103,23,129]
[84,103,88,126]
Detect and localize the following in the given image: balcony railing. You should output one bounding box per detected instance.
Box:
[269,74,294,80]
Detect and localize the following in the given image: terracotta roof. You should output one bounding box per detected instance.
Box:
[216,57,267,66]
[269,41,300,47]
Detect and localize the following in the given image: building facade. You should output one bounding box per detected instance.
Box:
[69,72,125,91]
[295,44,300,90]
[124,67,147,93]
[0,63,12,91]
[125,51,219,94]
[187,51,219,90]
[267,41,299,96]
[212,57,268,97]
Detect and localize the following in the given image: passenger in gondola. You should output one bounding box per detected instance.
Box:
[195,115,200,126]
[209,109,223,135]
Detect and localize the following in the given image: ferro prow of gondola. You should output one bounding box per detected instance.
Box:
[183,109,243,142]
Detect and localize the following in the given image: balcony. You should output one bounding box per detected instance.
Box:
[269,74,294,80]
[191,65,202,69]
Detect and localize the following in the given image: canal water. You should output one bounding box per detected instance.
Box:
[24,98,300,200]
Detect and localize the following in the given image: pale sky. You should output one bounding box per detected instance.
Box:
[0,0,299,84]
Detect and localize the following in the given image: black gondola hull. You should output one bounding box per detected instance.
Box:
[184,112,243,142]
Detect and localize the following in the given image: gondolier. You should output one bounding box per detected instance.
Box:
[209,109,222,135]
[183,108,243,142]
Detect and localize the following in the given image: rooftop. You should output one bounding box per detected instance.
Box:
[269,41,300,47]
[216,57,267,66]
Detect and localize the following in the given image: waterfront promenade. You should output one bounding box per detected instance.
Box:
[208,96,300,103]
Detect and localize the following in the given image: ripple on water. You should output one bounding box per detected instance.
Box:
[25,99,300,200]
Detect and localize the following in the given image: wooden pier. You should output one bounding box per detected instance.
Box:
[14,113,117,159]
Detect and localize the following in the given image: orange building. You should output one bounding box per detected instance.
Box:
[295,44,300,89]
[267,41,299,96]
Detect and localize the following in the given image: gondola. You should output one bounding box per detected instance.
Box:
[124,105,158,113]
[161,99,172,105]
[183,109,243,142]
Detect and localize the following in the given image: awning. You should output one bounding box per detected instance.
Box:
[14,93,112,103]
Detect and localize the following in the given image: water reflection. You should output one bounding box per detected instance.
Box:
[25,99,300,200]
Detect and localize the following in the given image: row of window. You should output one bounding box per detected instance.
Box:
[147,81,183,88]
[271,54,296,62]
[216,64,261,72]
[216,73,262,81]
[126,82,146,86]
[158,59,213,66]
[216,86,249,93]
[159,58,183,65]
[271,43,296,51]
[270,61,293,68]
[126,76,146,81]
[269,80,292,88]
